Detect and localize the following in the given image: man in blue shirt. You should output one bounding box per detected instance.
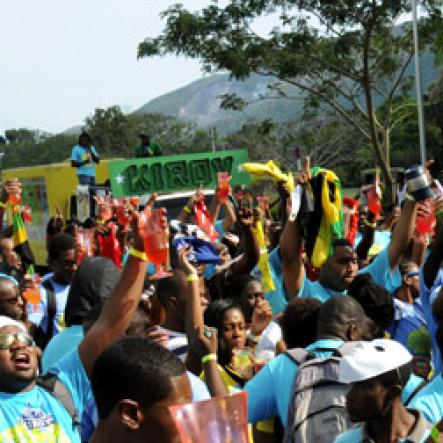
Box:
[28,234,78,349]
[278,196,418,304]
[335,339,431,442]
[0,214,148,442]
[419,216,443,375]
[409,320,443,423]
[71,132,100,186]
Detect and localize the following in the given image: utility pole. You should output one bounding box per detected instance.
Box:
[412,0,427,164]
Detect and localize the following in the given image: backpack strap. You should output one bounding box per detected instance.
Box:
[42,279,57,340]
[285,348,310,365]
[404,379,428,407]
[37,373,82,433]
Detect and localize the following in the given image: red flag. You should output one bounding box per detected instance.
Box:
[193,199,219,242]
[96,222,122,268]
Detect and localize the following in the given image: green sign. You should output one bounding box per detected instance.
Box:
[108,149,251,197]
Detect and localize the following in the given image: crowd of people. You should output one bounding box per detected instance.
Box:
[0,156,443,443]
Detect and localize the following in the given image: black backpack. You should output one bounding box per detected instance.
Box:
[34,279,57,351]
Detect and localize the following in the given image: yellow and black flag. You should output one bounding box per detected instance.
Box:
[12,207,35,271]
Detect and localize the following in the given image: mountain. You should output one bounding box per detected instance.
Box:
[135,51,439,135]
[134,73,304,134]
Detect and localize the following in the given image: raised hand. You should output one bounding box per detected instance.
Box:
[250,299,273,337]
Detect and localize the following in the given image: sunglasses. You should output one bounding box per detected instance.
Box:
[407,272,420,278]
[0,332,34,350]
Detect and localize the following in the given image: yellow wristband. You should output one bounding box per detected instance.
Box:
[183,205,191,214]
[202,353,217,364]
[0,202,6,209]
[430,424,440,443]
[129,247,147,261]
[405,193,415,202]
[364,219,376,228]
[186,273,199,282]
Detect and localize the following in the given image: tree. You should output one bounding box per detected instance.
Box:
[139,0,443,202]
[85,105,137,157]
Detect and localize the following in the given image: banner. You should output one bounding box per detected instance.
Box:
[108,149,251,197]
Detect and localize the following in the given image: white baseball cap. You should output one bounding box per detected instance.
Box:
[339,339,412,384]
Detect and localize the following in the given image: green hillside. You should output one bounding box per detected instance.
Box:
[135,50,438,135]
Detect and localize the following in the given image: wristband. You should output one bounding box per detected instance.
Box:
[364,219,376,229]
[183,205,192,214]
[129,247,147,261]
[404,193,415,202]
[186,273,199,282]
[0,202,7,209]
[430,424,441,443]
[202,353,217,364]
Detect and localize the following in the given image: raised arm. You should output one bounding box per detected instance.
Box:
[228,207,260,275]
[177,189,202,223]
[356,211,376,264]
[79,212,149,376]
[90,146,100,164]
[387,198,417,270]
[181,251,228,395]
[279,158,310,297]
[423,201,443,289]
[280,217,305,297]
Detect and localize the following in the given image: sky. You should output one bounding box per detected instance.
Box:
[0,1,419,136]
[0,0,222,134]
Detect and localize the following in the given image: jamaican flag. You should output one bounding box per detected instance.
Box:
[304,168,344,268]
[12,207,35,272]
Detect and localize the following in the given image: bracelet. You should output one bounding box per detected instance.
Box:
[186,273,199,282]
[364,219,377,228]
[201,353,217,364]
[129,247,147,261]
[430,424,441,443]
[183,205,192,214]
[0,202,6,209]
[405,193,415,202]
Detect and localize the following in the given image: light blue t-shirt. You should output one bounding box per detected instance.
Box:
[71,144,99,177]
[245,339,344,425]
[388,299,428,355]
[0,349,90,442]
[410,373,443,423]
[252,247,289,315]
[299,247,401,303]
[215,220,224,239]
[42,325,84,373]
[419,268,443,375]
[401,373,426,405]
[27,274,71,339]
[355,230,391,252]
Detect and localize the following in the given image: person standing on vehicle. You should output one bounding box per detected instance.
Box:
[135,133,162,158]
[71,132,100,186]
